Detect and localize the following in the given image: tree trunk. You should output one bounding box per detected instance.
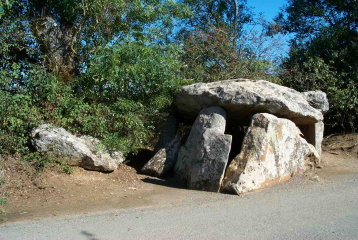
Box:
[32,17,78,83]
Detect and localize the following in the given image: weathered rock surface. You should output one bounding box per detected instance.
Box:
[175,107,232,192]
[303,91,329,113]
[222,113,319,195]
[314,121,324,156]
[31,124,124,172]
[175,79,323,124]
[141,137,181,177]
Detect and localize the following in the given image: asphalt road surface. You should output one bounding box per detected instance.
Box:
[1,173,358,240]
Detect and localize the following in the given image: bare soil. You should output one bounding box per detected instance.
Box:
[0,134,357,224]
[320,133,358,176]
[0,157,189,223]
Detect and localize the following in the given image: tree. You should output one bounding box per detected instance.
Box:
[0,0,190,155]
[2,0,190,82]
[275,0,358,132]
[182,0,251,41]
[179,0,282,82]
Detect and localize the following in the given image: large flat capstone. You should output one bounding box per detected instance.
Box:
[175,79,323,125]
[175,106,232,192]
[222,113,319,195]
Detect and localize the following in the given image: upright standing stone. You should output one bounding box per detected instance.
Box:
[298,121,324,156]
[301,91,328,156]
[175,106,232,192]
[222,113,319,195]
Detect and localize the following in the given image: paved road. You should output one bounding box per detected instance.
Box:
[1,174,358,240]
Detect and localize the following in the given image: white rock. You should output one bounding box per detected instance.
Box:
[175,79,323,125]
[31,124,124,172]
[303,91,329,113]
[222,113,319,195]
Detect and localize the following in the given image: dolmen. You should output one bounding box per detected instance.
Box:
[142,79,328,195]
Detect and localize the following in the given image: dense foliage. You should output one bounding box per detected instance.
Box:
[0,0,187,156]
[0,41,183,155]
[0,0,356,160]
[275,0,358,132]
[0,0,279,158]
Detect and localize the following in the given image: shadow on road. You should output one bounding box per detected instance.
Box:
[80,230,101,240]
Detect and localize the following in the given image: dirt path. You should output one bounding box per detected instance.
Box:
[0,134,357,224]
[1,161,358,240]
[0,162,189,223]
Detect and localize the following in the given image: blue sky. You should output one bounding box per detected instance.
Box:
[248,0,291,58]
[248,0,287,21]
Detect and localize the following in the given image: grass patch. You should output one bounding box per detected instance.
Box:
[22,152,74,175]
[62,165,74,175]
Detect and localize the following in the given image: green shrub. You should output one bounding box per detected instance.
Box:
[0,41,184,157]
[1,1,186,157]
[73,41,184,153]
[22,152,56,171]
[0,91,42,154]
[79,41,183,104]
